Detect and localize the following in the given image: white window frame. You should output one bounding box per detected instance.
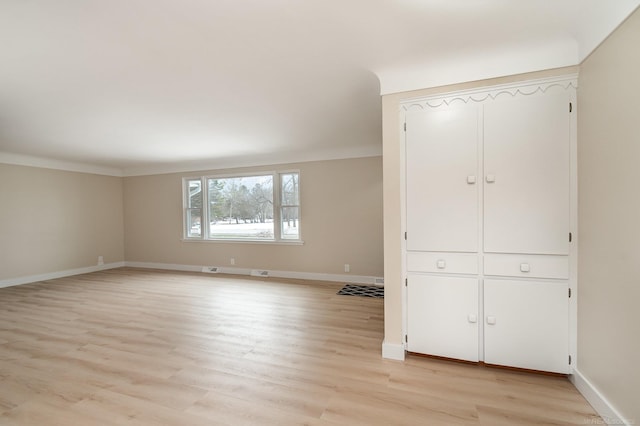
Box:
[182,170,302,244]
[278,171,301,241]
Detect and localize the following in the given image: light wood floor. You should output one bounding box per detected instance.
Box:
[0,268,599,425]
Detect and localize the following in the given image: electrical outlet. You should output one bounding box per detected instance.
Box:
[230,258,235,265]
[97,256,104,266]
[344,264,350,273]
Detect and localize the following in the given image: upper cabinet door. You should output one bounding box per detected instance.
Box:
[406,104,479,252]
[484,93,571,255]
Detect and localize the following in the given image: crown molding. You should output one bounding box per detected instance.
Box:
[0,152,123,177]
[0,145,382,178]
[121,146,382,177]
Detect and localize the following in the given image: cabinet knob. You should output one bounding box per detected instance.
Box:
[486,316,496,325]
[436,260,446,269]
[466,175,476,184]
[468,314,477,323]
[520,263,530,272]
[486,174,496,183]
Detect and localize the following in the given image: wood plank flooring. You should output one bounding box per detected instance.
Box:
[0,268,599,425]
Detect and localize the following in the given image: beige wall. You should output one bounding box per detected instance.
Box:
[578,9,640,423]
[0,164,124,280]
[381,66,579,346]
[123,157,383,277]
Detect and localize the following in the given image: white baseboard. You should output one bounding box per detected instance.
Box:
[124,261,384,286]
[0,261,126,289]
[0,261,384,289]
[125,261,204,273]
[382,340,405,360]
[571,368,632,426]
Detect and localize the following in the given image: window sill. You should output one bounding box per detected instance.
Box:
[181,238,304,246]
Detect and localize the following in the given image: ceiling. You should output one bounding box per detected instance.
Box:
[1,1,638,176]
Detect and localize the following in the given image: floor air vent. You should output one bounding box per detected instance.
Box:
[251,270,270,277]
[337,284,384,298]
[202,266,219,273]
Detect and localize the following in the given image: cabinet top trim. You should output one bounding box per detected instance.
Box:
[400,74,578,111]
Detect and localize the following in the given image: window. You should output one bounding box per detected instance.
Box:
[183,171,301,242]
[280,172,299,240]
[185,179,202,238]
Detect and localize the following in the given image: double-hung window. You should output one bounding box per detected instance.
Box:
[183,171,301,243]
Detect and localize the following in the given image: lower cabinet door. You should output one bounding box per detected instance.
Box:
[407,274,479,362]
[484,279,569,373]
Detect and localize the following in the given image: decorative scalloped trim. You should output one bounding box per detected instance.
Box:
[401,75,578,111]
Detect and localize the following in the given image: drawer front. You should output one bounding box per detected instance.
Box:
[407,252,478,275]
[484,254,569,279]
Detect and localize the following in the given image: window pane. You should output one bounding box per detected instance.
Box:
[188,180,202,208]
[208,175,274,239]
[281,206,299,239]
[186,208,201,237]
[281,173,299,205]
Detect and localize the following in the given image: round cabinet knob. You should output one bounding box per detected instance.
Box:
[520,263,530,272]
[436,260,446,269]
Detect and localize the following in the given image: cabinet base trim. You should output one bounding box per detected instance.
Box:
[407,351,478,365]
[382,341,405,360]
[406,352,568,377]
[571,368,632,426]
[483,362,567,377]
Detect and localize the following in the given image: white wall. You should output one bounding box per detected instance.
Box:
[123,157,384,278]
[0,164,124,281]
[577,8,640,424]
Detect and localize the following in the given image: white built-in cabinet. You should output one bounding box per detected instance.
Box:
[403,76,576,374]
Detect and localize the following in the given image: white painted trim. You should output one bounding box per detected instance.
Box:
[569,87,579,368]
[382,340,406,360]
[124,261,384,286]
[0,151,123,177]
[124,261,204,273]
[181,238,304,246]
[400,74,579,111]
[0,150,383,178]
[122,148,382,177]
[268,269,382,285]
[399,108,409,357]
[571,369,633,426]
[0,261,383,288]
[0,262,126,288]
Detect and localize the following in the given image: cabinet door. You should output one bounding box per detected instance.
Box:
[406,104,479,252]
[484,279,569,374]
[407,274,479,362]
[484,93,570,255]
